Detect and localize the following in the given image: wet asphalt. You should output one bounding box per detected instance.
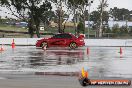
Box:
[0,46,132,88]
[0,75,131,88]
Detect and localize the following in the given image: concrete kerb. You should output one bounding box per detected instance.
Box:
[1,38,132,46]
[0,38,41,46]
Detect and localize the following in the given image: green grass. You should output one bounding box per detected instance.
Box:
[0,24,29,38]
[0,24,97,38]
[0,24,28,32]
[64,28,75,33]
[0,24,95,34]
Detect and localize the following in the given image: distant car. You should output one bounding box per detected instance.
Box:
[36,33,85,49]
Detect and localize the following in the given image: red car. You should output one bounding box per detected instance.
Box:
[36,33,85,49]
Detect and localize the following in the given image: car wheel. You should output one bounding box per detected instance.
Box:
[41,42,48,49]
[69,42,77,49]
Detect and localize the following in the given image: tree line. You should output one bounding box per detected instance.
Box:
[0,0,132,38]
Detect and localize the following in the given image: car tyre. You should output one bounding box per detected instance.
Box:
[69,42,77,49]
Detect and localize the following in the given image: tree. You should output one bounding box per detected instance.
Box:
[67,0,78,35]
[112,24,120,35]
[68,0,93,35]
[90,10,109,35]
[109,7,118,21]
[54,9,64,33]
[110,7,131,21]
[98,0,108,37]
[50,0,64,33]
[49,0,72,33]
[120,26,129,34]
[77,22,85,34]
[41,10,56,31]
[0,0,8,5]
[1,0,52,38]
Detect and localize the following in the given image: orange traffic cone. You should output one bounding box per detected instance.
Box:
[12,39,15,49]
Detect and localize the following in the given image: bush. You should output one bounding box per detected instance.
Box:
[77,22,85,34]
[129,26,132,34]
[120,26,129,34]
[112,24,120,34]
[103,26,112,33]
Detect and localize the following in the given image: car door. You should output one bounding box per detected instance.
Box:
[49,34,66,47]
[61,34,72,46]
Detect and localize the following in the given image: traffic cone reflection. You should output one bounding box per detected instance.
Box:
[79,50,83,59]
[119,47,123,58]
[120,47,122,55]
[12,39,15,49]
[0,44,4,51]
[87,47,90,55]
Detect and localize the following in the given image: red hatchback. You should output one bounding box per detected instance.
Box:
[36,33,85,49]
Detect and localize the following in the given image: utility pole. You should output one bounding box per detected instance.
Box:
[87,0,93,38]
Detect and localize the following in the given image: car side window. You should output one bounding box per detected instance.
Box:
[62,34,72,38]
[53,34,72,39]
[53,34,61,38]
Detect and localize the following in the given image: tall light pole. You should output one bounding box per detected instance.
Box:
[99,0,108,38]
[87,0,93,38]
[123,15,125,21]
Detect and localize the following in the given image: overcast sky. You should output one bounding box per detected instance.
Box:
[0,0,132,19]
[91,0,132,11]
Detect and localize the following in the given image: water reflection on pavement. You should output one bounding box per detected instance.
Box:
[0,46,132,79]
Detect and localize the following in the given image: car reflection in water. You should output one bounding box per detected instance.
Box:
[28,50,84,67]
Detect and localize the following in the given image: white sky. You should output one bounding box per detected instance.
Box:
[0,0,132,19]
[91,0,132,11]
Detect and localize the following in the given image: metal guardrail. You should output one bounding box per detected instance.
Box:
[0,34,29,38]
[0,34,5,38]
[0,30,28,34]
